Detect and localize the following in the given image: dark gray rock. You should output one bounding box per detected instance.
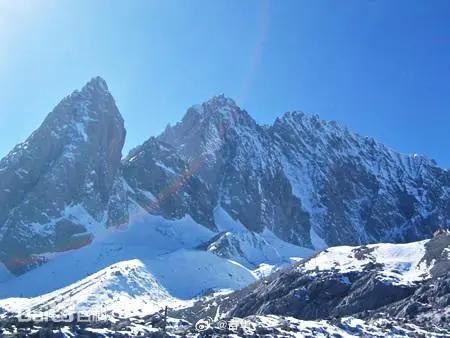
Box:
[226,268,416,320]
[0,77,126,273]
[421,230,450,278]
[122,137,216,229]
[1,83,449,276]
[334,272,414,316]
[174,234,450,333]
[270,112,450,247]
[158,95,313,246]
[157,96,450,248]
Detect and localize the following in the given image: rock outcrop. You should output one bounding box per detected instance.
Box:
[0,77,126,273]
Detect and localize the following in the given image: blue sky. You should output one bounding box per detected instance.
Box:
[1,0,449,167]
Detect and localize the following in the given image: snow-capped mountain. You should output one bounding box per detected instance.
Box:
[122,137,216,230]
[0,77,127,274]
[0,77,449,337]
[0,77,448,275]
[158,95,314,247]
[159,95,450,249]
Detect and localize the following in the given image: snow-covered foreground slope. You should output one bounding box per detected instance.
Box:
[1,313,448,337]
[0,259,180,317]
[231,315,449,338]
[1,234,449,337]
[0,251,256,318]
[0,251,257,317]
[0,202,313,318]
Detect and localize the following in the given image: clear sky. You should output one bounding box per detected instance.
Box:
[1,0,449,167]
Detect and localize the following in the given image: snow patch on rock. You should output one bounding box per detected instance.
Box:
[302,240,431,286]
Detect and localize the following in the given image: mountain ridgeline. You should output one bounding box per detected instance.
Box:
[0,77,449,273]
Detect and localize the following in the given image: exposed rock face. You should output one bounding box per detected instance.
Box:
[122,137,216,229]
[159,96,450,248]
[175,234,450,331]
[0,79,449,336]
[229,235,450,325]
[1,236,448,337]
[1,79,449,274]
[230,270,416,319]
[0,77,126,273]
[159,96,311,245]
[271,112,450,246]
[382,233,450,327]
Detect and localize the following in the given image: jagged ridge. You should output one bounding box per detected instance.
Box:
[0,77,449,275]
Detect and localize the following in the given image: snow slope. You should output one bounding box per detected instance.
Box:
[0,202,311,299]
[0,210,214,298]
[0,259,179,317]
[0,248,257,317]
[0,202,311,317]
[301,240,430,285]
[206,207,315,271]
[0,263,12,283]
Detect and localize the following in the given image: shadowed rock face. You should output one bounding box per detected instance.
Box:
[0,77,126,273]
[122,137,216,229]
[0,79,449,274]
[174,234,450,331]
[158,96,313,246]
[159,97,450,248]
[231,234,450,326]
[229,270,416,320]
[380,234,450,327]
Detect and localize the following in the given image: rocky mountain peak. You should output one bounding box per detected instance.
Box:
[44,77,123,143]
[1,80,449,276]
[158,95,258,166]
[0,77,127,273]
[81,76,109,93]
[201,94,240,119]
[274,110,346,137]
[180,94,254,129]
[205,93,237,108]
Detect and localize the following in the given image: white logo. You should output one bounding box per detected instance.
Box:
[216,319,228,330]
[195,317,213,332]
